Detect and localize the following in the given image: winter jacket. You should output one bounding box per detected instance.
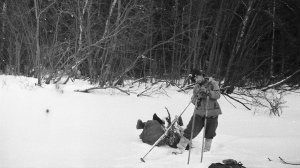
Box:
[191,79,222,117]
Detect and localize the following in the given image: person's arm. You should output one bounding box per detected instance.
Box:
[191,85,200,105]
[208,80,221,100]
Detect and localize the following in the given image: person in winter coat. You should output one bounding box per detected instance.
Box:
[174,69,222,154]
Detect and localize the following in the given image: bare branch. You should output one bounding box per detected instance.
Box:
[223,93,251,110]
[38,0,56,18]
[74,86,130,95]
[222,94,237,109]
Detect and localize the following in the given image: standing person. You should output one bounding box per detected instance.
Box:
[174,69,222,154]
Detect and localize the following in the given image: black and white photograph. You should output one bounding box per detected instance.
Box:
[0,0,299,167]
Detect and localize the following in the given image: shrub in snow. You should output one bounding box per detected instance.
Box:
[236,89,286,116]
[252,89,286,116]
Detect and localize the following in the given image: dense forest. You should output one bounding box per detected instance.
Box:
[0,0,299,90]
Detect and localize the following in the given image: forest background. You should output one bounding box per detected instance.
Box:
[0,0,299,91]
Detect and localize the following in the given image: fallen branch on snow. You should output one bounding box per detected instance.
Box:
[74,86,130,95]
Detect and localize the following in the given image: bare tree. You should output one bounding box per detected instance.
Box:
[270,0,276,78]
[33,0,56,85]
[224,0,254,85]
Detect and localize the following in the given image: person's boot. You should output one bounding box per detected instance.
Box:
[136,119,145,129]
[204,139,212,152]
[172,136,189,154]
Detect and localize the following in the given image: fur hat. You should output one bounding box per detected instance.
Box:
[189,69,205,83]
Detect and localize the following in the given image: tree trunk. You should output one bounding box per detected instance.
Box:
[99,0,118,85]
[208,0,224,75]
[0,1,6,71]
[224,0,254,84]
[149,0,153,81]
[15,39,21,74]
[85,0,95,82]
[187,0,193,72]
[78,0,89,51]
[34,0,41,85]
[270,0,276,77]
[33,0,55,85]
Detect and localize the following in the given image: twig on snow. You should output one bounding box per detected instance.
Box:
[74,86,130,95]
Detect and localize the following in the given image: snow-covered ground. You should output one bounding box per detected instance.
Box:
[0,75,299,168]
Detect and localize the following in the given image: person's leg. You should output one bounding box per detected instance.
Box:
[205,117,218,139]
[203,117,218,151]
[176,115,204,153]
[184,114,204,139]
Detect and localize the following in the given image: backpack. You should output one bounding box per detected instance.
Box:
[138,120,182,147]
[139,120,166,146]
[208,159,246,168]
[138,113,183,147]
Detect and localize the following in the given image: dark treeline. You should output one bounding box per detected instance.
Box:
[0,0,299,89]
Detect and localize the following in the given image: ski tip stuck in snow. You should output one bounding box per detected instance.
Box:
[140,158,145,163]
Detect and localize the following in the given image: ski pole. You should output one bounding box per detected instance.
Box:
[140,101,192,163]
[187,99,198,164]
[200,95,210,163]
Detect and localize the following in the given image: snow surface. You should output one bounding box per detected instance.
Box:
[0,75,299,168]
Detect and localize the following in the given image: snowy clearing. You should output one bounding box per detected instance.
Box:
[0,75,299,168]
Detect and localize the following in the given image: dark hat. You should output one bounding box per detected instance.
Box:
[189,69,205,83]
[190,69,205,77]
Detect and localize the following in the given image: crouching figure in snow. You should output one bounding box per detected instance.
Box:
[136,113,183,148]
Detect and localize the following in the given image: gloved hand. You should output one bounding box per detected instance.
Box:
[198,86,210,98]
